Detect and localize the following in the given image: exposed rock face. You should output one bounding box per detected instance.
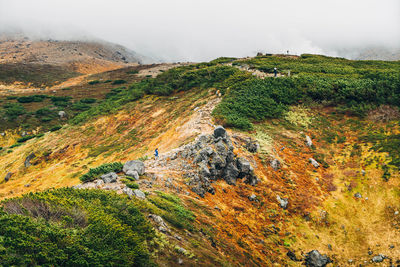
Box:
[123,160,145,175]
[372,254,385,263]
[133,189,146,199]
[304,250,331,267]
[182,126,258,197]
[101,172,118,183]
[149,214,169,232]
[24,153,36,167]
[245,138,260,153]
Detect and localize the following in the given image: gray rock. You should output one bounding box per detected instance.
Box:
[58,111,67,119]
[123,187,134,197]
[95,179,104,187]
[224,163,239,185]
[306,135,313,147]
[213,126,226,138]
[149,214,168,231]
[123,160,145,175]
[361,169,366,176]
[24,184,30,187]
[277,195,288,209]
[309,158,320,168]
[133,189,146,199]
[198,162,211,177]
[354,192,362,198]
[249,194,257,201]
[237,158,253,174]
[178,258,183,265]
[271,158,280,171]
[4,172,12,182]
[126,170,139,180]
[245,139,260,153]
[101,172,118,183]
[304,250,332,267]
[24,153,36,167]
[372,254,385,263]
[176,246,187,254]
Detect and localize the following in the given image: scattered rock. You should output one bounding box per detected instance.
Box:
[309,158,320,168]
[149,214,168,232]
[306,135,313,147]
[271,158,280,171]
[58,111,67,119]
[245,138,260,153]
[287,250,300,261]
[24,153,36,167]
[277,195,288,209]
[213,125,226,138]
[354,192,362,198]
[249,194,257,201]
[176,246,187,254]
[24,184,30,187]
[361,169,366,176]
[372,254,385,263]
[389,244,394,249]
[178,258,183,265]
[174,234,182,240]
[126,170,139,180]
[394,211,399,215]
[133,189,146,199]
[4,172,12,182]
[123,160,145,175]
[123,187,134,197]
[101,172,118,183]
[304,250,332,267]
[95,179,104,187]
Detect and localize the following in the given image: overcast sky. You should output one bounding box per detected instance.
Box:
[0,0,399,61]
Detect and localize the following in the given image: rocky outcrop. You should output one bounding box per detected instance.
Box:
[182,126,258,197]
[24,153,36,167]
[304,250,332,267]
[123,160,145,175]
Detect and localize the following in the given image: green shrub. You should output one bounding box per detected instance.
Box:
[3,103,27,119]
[9,143,22,148]
[50,125,62,132]
[17,135,36,143]
[112,79,127,85]
[0,188,154,266]
[79,162,123,183]
[35,108,56,122]
[148,191,195,230]
[71,102,91,111]
[17,95,49,103]
[88,80,100,85]
[50,96,72,107]
[80,98,97,104]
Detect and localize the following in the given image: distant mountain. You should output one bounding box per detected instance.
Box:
[337,47,400,61]
[0,34,155,74]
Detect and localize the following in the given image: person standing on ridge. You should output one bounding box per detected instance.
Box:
[154,148,159,160]
[274,67,278,78]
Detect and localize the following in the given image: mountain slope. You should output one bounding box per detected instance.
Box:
[0,55,399,265]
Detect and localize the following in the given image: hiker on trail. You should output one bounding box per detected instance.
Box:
[154,148,159,160]
[274,67,278,78]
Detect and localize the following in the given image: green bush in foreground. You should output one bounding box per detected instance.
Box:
[0,188,154,266]
[79,162,123,182]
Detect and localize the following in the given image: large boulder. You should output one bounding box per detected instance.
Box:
[101,172,118,183]
[126,170,139,180]
[309,158,320,168]
[213,126,226,138]
[58,111,67,119]
[304,250,331,267]
[24,153,36,167]
[133,189,146,199]
[237,158,253,175]
[123,160,145,175]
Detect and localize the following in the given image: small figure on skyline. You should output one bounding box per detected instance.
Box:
[274,67,277,78]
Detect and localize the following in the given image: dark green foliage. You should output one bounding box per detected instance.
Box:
[361,132,400,168]
[126,70,139,74]
[0,188,154,266]
[50,96,72,107]
[17,135,36,143]
[3,103,27,119]
[148,191,195,230]
[80,98,97,104]
[50,125,62,132]
[79,162,123,183]
[124,180,140,189]
[17,95,49,103]
[9,143,22,148]
[71,102,91,111]
[112,79,127,85]
[88,80,100,85]
[35,107,56,122]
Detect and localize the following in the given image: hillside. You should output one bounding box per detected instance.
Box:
[0,34,153,89]
[0,54,399,266]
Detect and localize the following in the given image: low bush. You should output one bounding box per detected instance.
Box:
[79,162,123,183]
[17,95,49,103]
[112,79,127,85]
[17,135,36,143]
[3,103,27,119]
[0,188,154,266]
[88,80,100,85]
[50,125,62,132]
[80,98,97,104]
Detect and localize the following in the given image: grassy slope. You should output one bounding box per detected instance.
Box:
[0,55,399,265]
